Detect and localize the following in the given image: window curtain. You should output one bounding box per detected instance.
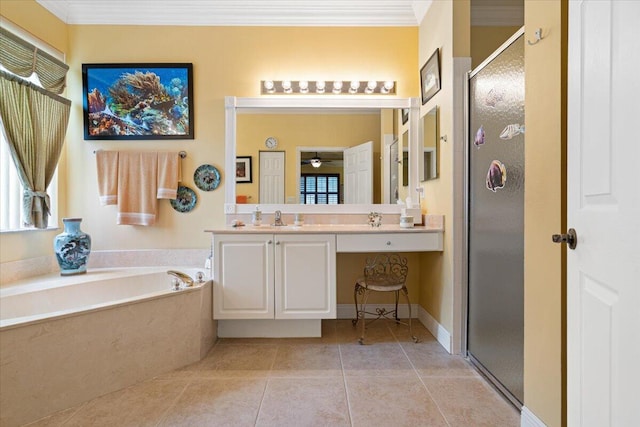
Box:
[0,27,68,94]
[0,71,71,228]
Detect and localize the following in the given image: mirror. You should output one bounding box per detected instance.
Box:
[236,111,382,204]
[225,97,418,214]
[420,105,439,181]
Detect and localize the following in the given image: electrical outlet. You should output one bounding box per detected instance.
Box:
[224,204,236,214]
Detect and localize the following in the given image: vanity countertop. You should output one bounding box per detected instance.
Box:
[205,223,443,234]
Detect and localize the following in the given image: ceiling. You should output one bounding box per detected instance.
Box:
[35,0,522,27]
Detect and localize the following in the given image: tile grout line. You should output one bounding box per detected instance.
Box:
[396,338,453,427]
[337,343,355,427]
[153,380,191,427]
[253,343,281,426]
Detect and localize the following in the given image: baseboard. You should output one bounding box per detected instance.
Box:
[521,406,547,427]
[417,305,452,353]
[336,303,418,320]
[218,319,321,338]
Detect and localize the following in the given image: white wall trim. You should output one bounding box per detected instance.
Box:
[36,0,422,26]
[520,406,547,427]
[418,305,452,353]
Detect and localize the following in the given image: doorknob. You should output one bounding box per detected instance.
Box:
[552,228,578,250]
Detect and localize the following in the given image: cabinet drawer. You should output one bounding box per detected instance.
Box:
[336,232,442,252]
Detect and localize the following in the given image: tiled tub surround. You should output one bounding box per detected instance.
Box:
[0,265,216,427]
[0,248,210,286]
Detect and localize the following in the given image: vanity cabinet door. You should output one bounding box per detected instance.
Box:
[274,234,336,319]
[213,234,274,319]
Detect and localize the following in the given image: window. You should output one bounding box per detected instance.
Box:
[0,126,58,232]
[300,174,340,204]
[0,24,63,232]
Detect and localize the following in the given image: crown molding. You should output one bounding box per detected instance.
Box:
[36,0,429,27]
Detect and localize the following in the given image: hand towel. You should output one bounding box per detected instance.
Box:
[117,152,158,226]
[157,152,180,199]
[95,150,118,206]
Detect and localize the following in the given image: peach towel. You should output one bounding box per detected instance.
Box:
[116,152,158,226]
[157,152,180,199]
[95,150,118,206]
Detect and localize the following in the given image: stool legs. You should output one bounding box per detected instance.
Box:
[352,282,418,344]
[401,286,418,343]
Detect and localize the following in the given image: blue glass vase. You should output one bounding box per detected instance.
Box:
[54,218,91,276]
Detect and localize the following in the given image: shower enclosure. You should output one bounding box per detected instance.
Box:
[466,29,525,407]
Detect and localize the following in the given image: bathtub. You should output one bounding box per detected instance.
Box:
[0,267,216,427]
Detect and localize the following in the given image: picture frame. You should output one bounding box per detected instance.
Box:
[235,156,253,183]
[420,49,441,105]
[82,63,194,140]
[401,108,409,124]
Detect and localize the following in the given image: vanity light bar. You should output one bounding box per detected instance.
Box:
[261,80,396,95]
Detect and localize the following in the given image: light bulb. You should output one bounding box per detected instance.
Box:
[349,80,360,94]
[316,80,325,93]
[365,80,377,94]
[333,81,343,94]
[263,80,274,93]
[282,80,292,93]
[299,80,309,93]
[381,80,395,94]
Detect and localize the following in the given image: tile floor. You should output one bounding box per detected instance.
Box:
[26,320,520,427]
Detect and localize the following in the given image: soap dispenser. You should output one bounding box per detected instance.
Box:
[252,206,262,226]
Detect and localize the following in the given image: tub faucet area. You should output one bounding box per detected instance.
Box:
[167,270,194,287]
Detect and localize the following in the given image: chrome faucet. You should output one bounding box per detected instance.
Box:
[167,270,194,287]
[273,210,286,226]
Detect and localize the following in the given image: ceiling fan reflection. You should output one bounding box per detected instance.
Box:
[301,152,334,168]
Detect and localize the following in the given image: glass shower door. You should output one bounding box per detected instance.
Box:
[467,32,525,406]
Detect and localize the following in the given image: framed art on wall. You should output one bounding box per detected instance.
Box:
[82,63,194,140]
[235,156,252,183]
[420,49,441,105]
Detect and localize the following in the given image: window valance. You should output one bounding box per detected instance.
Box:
[0,27,69,95]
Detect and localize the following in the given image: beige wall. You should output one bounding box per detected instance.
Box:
[523,0,567,425]
[0,1,418,263]
[471,26,522,69]
[416,0,461,333]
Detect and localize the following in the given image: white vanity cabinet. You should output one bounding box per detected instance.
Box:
[212,233,336,320]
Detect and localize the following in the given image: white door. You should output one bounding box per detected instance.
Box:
[344,140,373,204]
[213,234,274,319]
[567,1,640,426]
[259,151,285,204]
[274,234,336,319]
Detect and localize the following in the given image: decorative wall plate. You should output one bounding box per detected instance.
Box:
[170,185,197,212]
[194,164,221,191]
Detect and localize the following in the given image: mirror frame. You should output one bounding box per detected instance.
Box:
[225,96,421,214]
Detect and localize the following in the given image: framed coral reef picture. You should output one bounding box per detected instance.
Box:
[82,63,194,140]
